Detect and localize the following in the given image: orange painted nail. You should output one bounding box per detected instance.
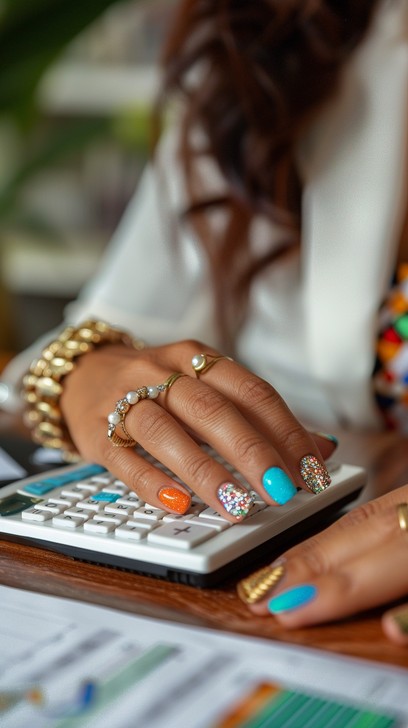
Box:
[158,486,191,514]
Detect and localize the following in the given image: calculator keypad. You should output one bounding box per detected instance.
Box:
[16,462,267,550]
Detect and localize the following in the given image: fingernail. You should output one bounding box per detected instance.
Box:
[300,455,331,494]
[217,482,255,520]
[268,584,317,614]
[314,432,339,449]
[391,607,408,636]
[158,486,191,514]
[262,467,297,505]
[237,561,286,605]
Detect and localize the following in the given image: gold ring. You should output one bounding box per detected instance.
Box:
[191,352,233,378]
[237,563,286,605]
[107,372,185,447]
[397,503,408,532]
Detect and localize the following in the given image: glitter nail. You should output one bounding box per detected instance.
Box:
[300,454,331,494]
[217,482,254,520]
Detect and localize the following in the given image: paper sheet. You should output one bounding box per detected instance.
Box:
[0,585,407,728]
[0,447,26,481]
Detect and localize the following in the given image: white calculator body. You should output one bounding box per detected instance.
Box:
[0,447,365,586]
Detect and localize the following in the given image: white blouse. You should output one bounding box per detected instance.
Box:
[3,0,408,430]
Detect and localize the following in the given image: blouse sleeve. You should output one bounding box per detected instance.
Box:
[0,130,218,410]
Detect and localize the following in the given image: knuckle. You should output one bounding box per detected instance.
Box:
[237,376,275,409]
[133,405,171,445]
[337,500,379,530]
[233,433,266,466]
[180,338,206,355]
[182,452,215,486]
[125,462,154,493]
[275,422,307,452]
[184,387,227,423]
[294,537,330,575]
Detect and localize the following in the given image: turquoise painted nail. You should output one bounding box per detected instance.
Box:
[268,584,317,614]
[314,432,339,448]
[262,467,297,505]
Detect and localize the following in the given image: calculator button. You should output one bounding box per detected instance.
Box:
[90,493,121,503]
[64,507,91,520]
[161,513,189,523]
[60,490,82,502]
[184,516,230,532]
[37,502,67,515]
[92,514,125,526]
[116,495,144,507]
[83,519,116,534]
[125,518,157,531]
[101,484,129,495]
[76,498,104,511]
[87,474,114,485]
[245,503,268,518]
[61,486,92,498]
[147,523,215,549]
[134,507,167,521]
[115,524,149,541]
[22,507,53,522]
[104,504,136,517]
[198,508,231,524]
[47,496,79,506]
[74,482,100,493]
[52,514,84,529]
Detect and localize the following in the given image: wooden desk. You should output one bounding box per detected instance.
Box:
[1,422,408,670]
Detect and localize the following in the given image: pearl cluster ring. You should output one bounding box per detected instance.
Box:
[107,372,185,448]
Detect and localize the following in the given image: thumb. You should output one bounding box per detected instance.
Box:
[382,604,408,646]
[311,432,338,461]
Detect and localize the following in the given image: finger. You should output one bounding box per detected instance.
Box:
[103,442,193,515]
[238,490,408,613]
[105,398,256,522]
[160,374,302,507]
[310,432,338,460]
[177,343,332,496]
[266,535,408,628]
[382,605,408,646]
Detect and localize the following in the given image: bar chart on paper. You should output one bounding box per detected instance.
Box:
[0,586,407,728]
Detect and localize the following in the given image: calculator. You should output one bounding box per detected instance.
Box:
[0,445,365,587]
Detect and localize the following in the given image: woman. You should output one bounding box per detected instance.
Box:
[3,0,408,642]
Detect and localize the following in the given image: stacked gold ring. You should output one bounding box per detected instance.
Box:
[107,372,185,447]
[191,352,233,378]
[397,503,408,532]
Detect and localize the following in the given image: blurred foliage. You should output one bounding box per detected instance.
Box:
[0,0,128,119]
[0,0,151,227]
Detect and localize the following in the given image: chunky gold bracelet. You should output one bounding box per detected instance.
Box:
[21,320,144,461]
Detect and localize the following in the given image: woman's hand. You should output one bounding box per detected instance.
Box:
[61,339,336,520]
[237,485,408,645]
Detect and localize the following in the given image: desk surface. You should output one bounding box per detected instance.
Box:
[1,416,408,670]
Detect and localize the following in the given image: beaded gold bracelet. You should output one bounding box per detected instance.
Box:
[21,320,144,461]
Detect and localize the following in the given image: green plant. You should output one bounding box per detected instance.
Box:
[0,0,149,224]
[0,0,129,118]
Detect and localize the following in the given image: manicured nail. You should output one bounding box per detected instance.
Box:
[237,561,286,605]
[314,432,339,449]
[268,584,317,614]
[262,467,297,505]
[158,486,191,514]
[217,482,255,520]
[391,607,408,636]
[300,455,331,494]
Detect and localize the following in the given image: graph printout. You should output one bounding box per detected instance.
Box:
[1,585,407,728]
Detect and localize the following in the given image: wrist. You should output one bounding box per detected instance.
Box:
[21,320,144,461]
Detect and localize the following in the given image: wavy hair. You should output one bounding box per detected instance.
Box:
[160,0,380,344]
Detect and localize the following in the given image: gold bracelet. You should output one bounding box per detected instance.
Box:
[21,320,145,461]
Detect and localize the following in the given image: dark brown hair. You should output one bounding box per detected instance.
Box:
[160,0,380,345]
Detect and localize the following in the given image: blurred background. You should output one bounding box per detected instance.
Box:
[0,0,176,356]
